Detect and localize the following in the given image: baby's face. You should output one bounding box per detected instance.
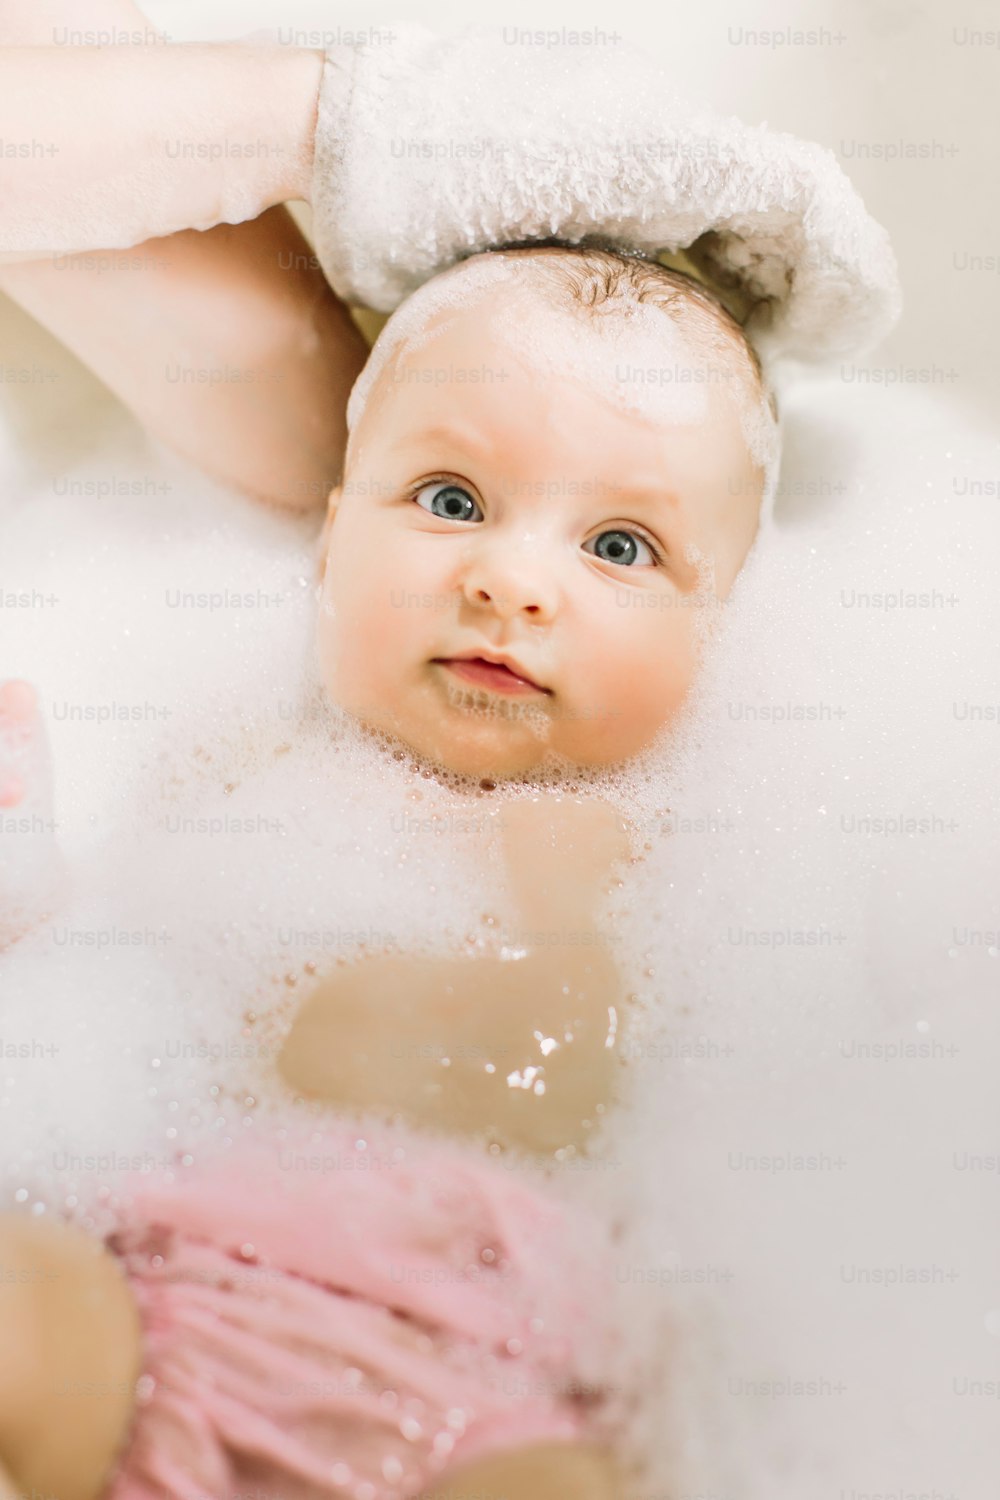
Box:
[316,284,763,779]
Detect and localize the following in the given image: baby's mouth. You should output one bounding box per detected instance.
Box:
[432,657,550,696]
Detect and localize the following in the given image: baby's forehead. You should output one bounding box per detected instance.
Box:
[379,254,719,364]
[349,257,741,439]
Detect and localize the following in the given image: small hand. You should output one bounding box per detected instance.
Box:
[0,680,63,950]
[0,680,39,809]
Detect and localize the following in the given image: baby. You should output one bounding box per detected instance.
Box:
[314,243,777,779]
[0,243,779,1500]
[280,242,779,1142]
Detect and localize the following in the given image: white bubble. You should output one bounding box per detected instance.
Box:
[1,344,997,1496]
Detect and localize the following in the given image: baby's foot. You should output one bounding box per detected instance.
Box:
[0,680,64,949]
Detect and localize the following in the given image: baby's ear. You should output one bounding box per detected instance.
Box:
[316,484,343,582]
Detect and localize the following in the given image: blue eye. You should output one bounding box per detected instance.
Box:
[582,529,658,568]
[411,483,661,568]
[413,481,483,522]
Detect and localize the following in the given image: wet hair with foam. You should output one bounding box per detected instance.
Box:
[343,243,783,528]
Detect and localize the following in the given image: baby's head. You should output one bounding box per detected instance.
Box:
[316,244,780,781]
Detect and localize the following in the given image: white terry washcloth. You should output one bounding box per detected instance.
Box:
[310,21,902,376]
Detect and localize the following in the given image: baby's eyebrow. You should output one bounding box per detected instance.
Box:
[610,482,682,513]
[392,422,494,461]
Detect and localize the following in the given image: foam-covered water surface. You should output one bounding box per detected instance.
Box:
[1,368,998,1495]
[597,377,1000,1496]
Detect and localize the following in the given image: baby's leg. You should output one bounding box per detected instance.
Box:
[0,0,369,512]
[421,1441,623,1499]
[0,1212,141,1500]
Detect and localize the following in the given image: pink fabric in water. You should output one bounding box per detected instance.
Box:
[102,1123,619,1500]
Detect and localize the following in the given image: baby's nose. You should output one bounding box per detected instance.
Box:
[460,537,559,620]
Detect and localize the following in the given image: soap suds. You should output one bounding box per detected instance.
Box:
[0,373,997,1496]
[345,251,782,521]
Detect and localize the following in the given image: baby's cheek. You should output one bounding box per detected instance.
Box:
[316,564,371,698]
[610,609,698,729]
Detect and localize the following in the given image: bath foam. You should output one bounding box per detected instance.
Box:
[0,491,676,1240]
[478,275,783,482]
[344,250,512,441]
[575,379,1000,1496]
[0,369,998,1493]
[436,263,713,427]
[345,251,782,519]
[440,671,555,743]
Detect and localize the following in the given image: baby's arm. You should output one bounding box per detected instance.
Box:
[0,214,369,511]
[0,1,369,511]
[0,1213,141,1500]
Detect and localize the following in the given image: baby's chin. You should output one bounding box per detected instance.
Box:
[322,689,594,784]
[377,712,573,784]
[318,650,644,781]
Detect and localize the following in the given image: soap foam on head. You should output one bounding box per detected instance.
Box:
[345,249,782,524]
[589,381,1000,1497]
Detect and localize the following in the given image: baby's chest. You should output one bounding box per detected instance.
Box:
[275,941,623,1158]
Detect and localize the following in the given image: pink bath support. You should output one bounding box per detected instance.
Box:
[102,1123,621,1500]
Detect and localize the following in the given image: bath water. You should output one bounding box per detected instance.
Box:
[1,357,997,1495]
